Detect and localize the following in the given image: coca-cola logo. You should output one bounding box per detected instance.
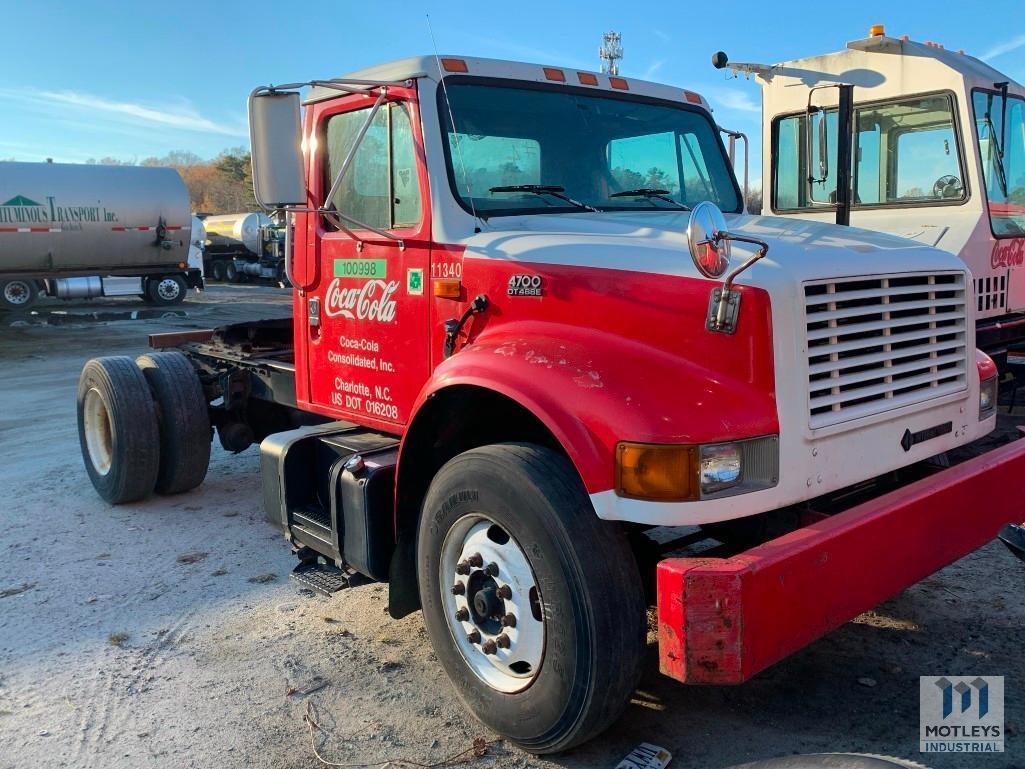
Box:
[991,238,1025,269]
[324,278,399,322]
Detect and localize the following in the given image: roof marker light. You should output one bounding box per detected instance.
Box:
[577,72,599,86]
[901,35,910,41]
[609,76,629,90]
[441,58,468,73]
[683,90,703,104]
[869,24,885,37]
[543,67,566,82]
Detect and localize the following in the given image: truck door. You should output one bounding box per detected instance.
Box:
[303,90,430,427]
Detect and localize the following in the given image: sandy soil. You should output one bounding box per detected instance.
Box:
[0,285,1021,769]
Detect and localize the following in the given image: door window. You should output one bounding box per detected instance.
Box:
[772,93,964,210]
[323,103,422,230]
[973,89,1025,237]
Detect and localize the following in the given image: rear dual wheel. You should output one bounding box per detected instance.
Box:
[77,353,210,503]
[417,443,646,754]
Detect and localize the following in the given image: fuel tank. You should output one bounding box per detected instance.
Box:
[202,212,270,255]
[0,161,191,275]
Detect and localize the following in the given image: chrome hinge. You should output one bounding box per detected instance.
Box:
[706,288,742,334]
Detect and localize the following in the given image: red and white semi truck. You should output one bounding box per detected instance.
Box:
[76,55,1025,753]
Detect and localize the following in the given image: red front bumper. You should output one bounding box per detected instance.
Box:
[657,438,1025,685]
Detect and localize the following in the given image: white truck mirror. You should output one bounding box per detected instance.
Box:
[249,91,307,209]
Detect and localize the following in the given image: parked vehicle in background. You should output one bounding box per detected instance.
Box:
[201,212,288,284]
[715,25,1025,362]
[76,55,1025,753]
[0,162,203,309]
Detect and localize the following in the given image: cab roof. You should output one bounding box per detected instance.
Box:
[304,55,710,110]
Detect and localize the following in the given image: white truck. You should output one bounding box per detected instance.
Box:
[201,212,287,284]
[714,25,1025,361]
[0,162,203,310]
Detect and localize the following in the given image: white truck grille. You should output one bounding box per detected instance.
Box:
[804,272,968,430]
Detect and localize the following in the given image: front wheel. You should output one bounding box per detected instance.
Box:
[145,275,187,305]
[417,443,646,754]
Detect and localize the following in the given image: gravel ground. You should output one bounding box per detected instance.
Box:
[0,284,1022,769]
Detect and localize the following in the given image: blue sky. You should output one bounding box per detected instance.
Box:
[3,0,1024,187]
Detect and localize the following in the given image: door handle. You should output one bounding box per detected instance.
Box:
[308,297,320,327]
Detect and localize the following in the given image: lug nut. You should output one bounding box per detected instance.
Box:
[497,584,512,600]
[455,607,469,622]
[456,560,470,575]
[467,629,481,644]
[451,582,465,595]
[468,553,484,568]
[485,562,499,577]
[482,639,498,655]
[501,613,516,628]
[496,633,511,649]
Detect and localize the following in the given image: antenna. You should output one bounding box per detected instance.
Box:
[599,32,624,76]
[426,14,484,229]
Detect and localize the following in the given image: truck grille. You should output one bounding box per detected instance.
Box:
[804,272,968,430]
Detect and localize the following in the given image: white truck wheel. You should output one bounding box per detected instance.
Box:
[0,279,39,310]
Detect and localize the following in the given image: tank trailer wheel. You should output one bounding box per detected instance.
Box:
[210,260,227,281]
[417,443,646,754]
[0,279,39,310]
[77,356,161,504]
[136,352,211,495]
[145,275,187,305]
[224,261,240,283]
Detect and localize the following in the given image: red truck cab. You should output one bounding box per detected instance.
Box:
[76,55,1025,754]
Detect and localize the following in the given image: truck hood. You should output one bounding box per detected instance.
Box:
[464,211,969,286]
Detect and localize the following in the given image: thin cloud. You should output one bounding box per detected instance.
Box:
[703,87,761,114]
[36,90,246,136]
[981,33,1025,61]
[642,60,666,80]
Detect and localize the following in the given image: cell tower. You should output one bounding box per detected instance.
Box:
[599,32,623,76]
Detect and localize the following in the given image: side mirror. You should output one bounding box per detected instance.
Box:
[687,201,731,279]
[248,91,307,208]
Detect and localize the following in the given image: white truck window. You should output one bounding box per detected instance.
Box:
[973,89,1025,238]
[773,94,964,210]
[448,133,542,195]
[323,104,422,230]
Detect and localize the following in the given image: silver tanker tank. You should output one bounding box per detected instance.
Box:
[202,212,270,255]
[0,161,192,275]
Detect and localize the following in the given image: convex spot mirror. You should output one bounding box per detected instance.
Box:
[249,91,307,208]
[687,201,731,278]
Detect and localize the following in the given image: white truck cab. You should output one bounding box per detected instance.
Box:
[719,27,1025,356]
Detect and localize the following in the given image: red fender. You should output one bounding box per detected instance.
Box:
[406,319,778,494]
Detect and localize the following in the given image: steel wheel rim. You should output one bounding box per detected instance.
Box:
[82,387,113,475]
[440,514,545,693]
[156,278,181,301]
[3,281,30,305]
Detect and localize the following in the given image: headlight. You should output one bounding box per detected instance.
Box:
[615,436,778,501]
[699,443,743,494]
[979,375,997,420]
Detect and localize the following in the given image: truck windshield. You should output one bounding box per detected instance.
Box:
[438,81,741,217]
[973,89,1025,237]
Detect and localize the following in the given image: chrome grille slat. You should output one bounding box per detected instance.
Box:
[804,272,968,429]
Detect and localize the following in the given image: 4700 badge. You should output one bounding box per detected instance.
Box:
[508,273,544,297]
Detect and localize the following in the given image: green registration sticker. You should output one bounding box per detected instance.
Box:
[334,258,387,279]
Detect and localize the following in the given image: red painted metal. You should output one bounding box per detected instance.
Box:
[657,437,1025,684]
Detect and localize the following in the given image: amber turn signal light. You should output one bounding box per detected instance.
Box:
[616,442,698,501]
[434,279,462,299]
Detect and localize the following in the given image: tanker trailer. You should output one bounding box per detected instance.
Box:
[201,212,287,284]
[0,161,203,310]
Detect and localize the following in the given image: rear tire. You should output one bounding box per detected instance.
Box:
[210,260,227,281]
[136,352,211,495]
[224,261,239,283]
[77,356,160,504]
[1,279,39,310]
[145,275,187,305]
[417,443,646,754]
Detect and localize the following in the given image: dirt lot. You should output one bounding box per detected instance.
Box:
[0,284,1022,769]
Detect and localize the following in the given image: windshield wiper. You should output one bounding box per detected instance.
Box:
[489,184,601,212]
[609,188,691,210]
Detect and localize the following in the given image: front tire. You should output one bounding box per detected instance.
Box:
[417,443,645,754]
[145,275,186,305]
[77,357,160,503]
